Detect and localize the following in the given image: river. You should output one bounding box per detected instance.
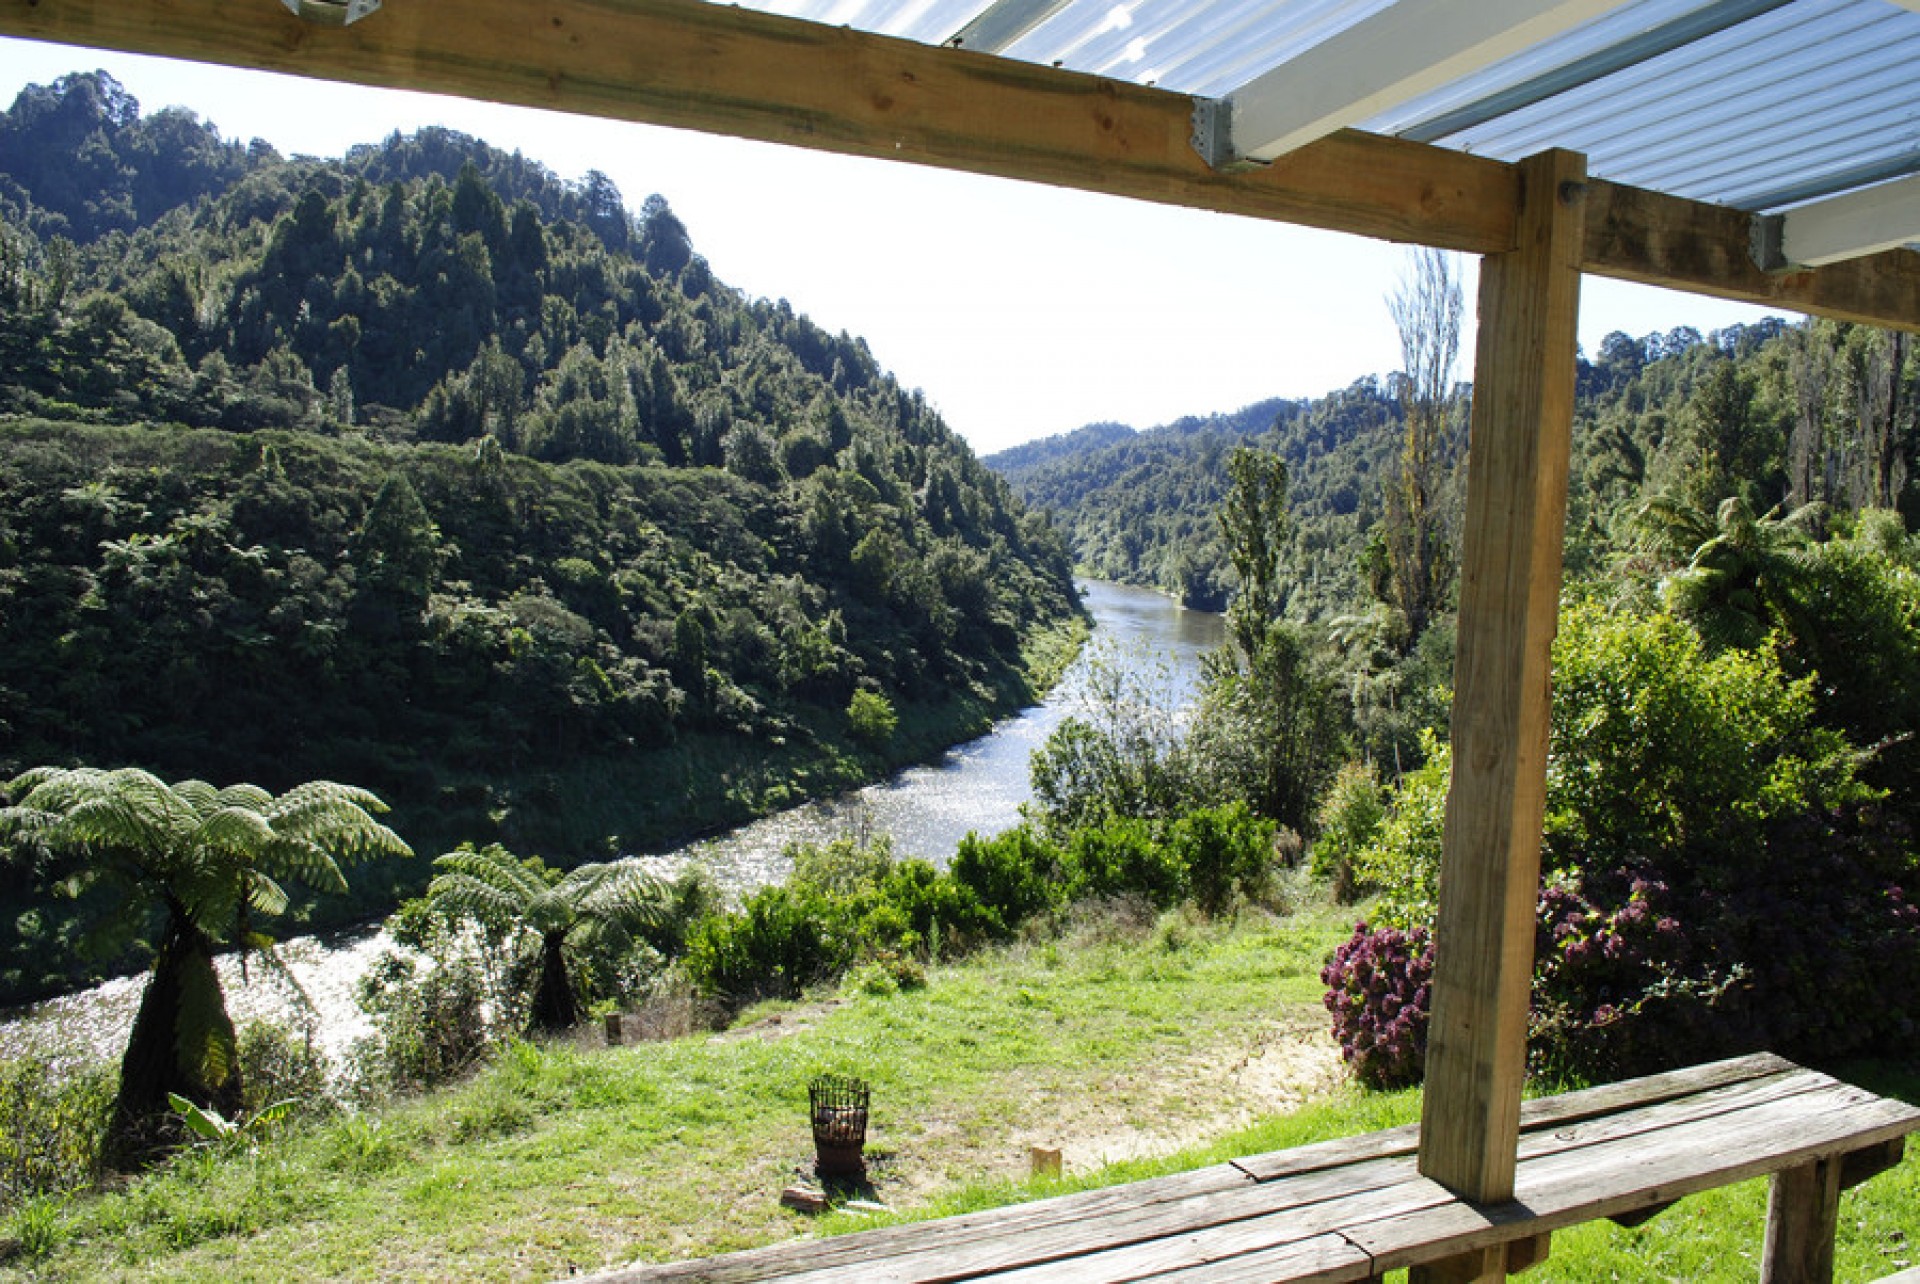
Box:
[0,581,1223,1071]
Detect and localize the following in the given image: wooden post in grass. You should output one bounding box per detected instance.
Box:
[1412,148,1586,1284]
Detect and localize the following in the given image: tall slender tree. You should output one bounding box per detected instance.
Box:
[1381,247,1465,651]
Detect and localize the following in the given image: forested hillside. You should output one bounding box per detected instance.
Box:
[0,71,1078,1002]
[986,314,1916,625]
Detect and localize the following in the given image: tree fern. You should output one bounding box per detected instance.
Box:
[0,764,411,1168]
[425,843,667,1033]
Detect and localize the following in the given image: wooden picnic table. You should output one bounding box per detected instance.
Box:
[593,1052,1918,1283]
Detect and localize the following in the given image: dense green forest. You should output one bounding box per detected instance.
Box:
[0,71,1079,1004]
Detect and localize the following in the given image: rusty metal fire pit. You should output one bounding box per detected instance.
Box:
[809,1074,870,1180]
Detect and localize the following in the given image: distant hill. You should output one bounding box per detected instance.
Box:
[986,387,1391,614]
[983,317,1830,619]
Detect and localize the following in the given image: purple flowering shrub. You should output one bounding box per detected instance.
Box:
[1529,803,1920,1081]
[1528,868,1736,1081]
[1321,922,1432,1090]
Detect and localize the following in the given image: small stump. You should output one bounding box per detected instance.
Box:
[810,1074,870,1181]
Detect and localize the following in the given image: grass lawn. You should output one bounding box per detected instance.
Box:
[5,899,1914,1281]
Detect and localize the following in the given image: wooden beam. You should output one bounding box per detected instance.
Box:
[1417,149,1585,1216]
[0,0,1517,254]
[1583,179,1920,334]
[3,0,1917,332]
[1226,0,1632,163]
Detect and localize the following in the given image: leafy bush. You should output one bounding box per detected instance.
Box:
[1341,603,1917,1083]
[1321,923,1432,1090]
[862,859,993,958]
[1531,804,1920,1080]
[683,885,847,1006]
[1065,816,1187,908]
[1310,762,1386,902]
[951,826,1065,933]
[348,943,500,1098]
[235,1021,334,1119]
[1166,802,1276,916]
[1348,733,1450,930]
[0,1057,113,1210]
[845,689,898,746]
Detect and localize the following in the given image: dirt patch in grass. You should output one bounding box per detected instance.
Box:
[859,1008,1342,1206]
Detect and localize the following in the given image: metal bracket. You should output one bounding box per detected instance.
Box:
[281,0,382,26]
[1749,212,1789,273]
[1190,98,1236,172]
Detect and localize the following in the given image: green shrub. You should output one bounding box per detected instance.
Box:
[0,1057,113,1210]
[683,885,847,1005]
[846,689,898,746]
[1349,734,1450,930]
[1167,802,1276,916]
[1065,815,1187,908]
[1343,604,1911,1083]
[1311,762,1386,902]
[864,859,993,958]
[349,945,498,1098]
[789,834,895,899]
[235,1021,334,1119]
[951,826,1065,933]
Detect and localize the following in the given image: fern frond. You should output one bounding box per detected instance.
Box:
[173,779,223,818]
[424,871,524,924]
[270,798,410,863]
[215,783,275,813]
[196,806,278,859]
[269,780,390,820]
[259,835,350,892]
[245,869,290,918]
[572,860,671,933]
[431,844,545,900]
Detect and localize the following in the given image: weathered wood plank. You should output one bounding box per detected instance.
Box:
[733,1160,1438,1284]
[1233,1052,1795,1183]
[1136,1235,1377,1284]
[1512,1068,1830,1162]
[976,1182,1430,1282]
[1418,147,1587,1209]
[603,1166,1251,1282]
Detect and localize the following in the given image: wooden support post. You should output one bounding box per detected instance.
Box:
[1414,148,1586,1228]
[1762,1156,1842,1284]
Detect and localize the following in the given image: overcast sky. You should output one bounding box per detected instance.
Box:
[1,37,1786,456]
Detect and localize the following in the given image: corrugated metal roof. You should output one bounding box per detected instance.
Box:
[721,0,1920,236]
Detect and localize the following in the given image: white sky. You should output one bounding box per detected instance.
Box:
[1,37,1786,456]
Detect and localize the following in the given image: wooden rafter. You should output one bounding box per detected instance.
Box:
[2,0,1917,333]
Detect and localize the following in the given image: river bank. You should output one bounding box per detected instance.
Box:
[0,582,1220,1071]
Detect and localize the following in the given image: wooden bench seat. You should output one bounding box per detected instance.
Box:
[596,1053,1920,1283]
